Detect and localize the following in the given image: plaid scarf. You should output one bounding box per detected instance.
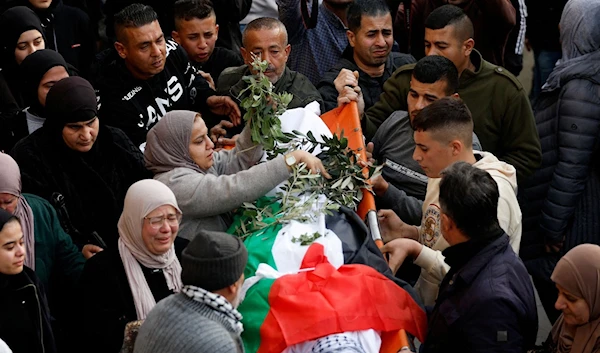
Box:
[181,285,244,334]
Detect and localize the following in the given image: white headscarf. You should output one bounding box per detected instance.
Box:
[117,179,183,320]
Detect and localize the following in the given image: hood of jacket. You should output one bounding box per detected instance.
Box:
[473,151,518,192]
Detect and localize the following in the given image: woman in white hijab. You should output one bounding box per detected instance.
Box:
[79,179,187,353]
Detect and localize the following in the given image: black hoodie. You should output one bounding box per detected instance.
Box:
[93,39,215,148]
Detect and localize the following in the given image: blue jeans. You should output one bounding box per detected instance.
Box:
[531,50,561,101]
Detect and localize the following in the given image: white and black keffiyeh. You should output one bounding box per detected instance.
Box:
[182,285,244,334]
[312,333,367,353]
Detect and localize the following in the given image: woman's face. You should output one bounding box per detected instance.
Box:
[0,220,25,275]
[141,205,180,255]
[38,66,69,107]
[61,117,99,153]
[0,193,19,214]
[188,115,215,170]
[15,29,45,65]
[555,283,591,326]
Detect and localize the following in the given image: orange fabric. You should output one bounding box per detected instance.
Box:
[257,244,427,353]
[321,102,376,221]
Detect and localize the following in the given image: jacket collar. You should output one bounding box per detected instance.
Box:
[459,49,484,84]
[443,231,508,287]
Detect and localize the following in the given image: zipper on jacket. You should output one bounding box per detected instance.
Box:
[15,283,45,353]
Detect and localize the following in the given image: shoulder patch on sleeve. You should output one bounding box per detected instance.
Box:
[493,66,523,90]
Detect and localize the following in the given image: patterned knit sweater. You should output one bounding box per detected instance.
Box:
[133,293,244,353]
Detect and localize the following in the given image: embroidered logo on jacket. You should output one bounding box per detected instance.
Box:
[421,203,441,248]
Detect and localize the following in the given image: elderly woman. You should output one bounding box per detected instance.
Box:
[519,0,600,323]
[10,76,151,249]
[0,6,46,116]
[144,110,328,240]
[79,179,188,353]
[531,244,600,352]
[0,209,56,353]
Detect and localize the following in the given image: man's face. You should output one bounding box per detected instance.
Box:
[424,26,470,72]
[241,27,291,84]
[407,77,449,121]
[348,14,393,69]
[28,0,52,9]
[115,21,166,80]
[61,117,99,153]
[413,130,455,178]
[38,66,69,107]
[173,15,219,64]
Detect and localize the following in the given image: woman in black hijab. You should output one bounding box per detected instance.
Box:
[0,6,46,115]
[18,0,95,76]
[0,208,56,353]
[0,49,69,153]
[10,76,151,250]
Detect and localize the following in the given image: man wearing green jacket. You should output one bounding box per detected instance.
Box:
[350,5,541,181]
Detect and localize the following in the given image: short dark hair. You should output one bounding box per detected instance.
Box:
[439,161,501,239]
[425,5,474,41]
[412,55,459,96]
[173,0,215,30]
[114,4,159,43]
[346,0,391,32]
[242,17,288,47]
[411,97,473,146]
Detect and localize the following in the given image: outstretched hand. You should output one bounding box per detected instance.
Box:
[209,120,238,149]
[337,85,365,116]
[207,96,241,126]
[381,238,423,275]
[289,150,332,179]
[333,68,359,94]
[377,209,419,242]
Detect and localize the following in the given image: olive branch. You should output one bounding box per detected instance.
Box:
[234,54,383,241]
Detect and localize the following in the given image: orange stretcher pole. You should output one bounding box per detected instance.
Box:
[320,102,383,249]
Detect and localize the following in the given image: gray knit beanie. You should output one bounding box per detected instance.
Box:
[181,230,248,291]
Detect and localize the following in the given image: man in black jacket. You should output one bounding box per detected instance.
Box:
[94,4,240,149]
[383,162,537,352]
[317,0,415,113]
[172,0,243,90]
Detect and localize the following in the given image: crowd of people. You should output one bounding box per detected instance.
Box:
[0,0,599,352]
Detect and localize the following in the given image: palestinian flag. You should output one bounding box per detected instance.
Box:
[230,206,427,353]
